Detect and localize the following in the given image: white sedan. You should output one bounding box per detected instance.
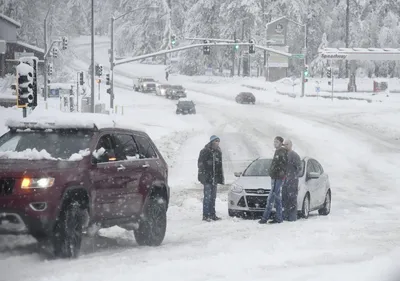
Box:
[228,157,331,219]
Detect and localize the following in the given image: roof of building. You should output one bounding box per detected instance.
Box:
[15,41,44,54]
[0,13,21,28]
[320,47,400,53]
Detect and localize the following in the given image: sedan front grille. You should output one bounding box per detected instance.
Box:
[246,195,268,209]
[0,178,15,196]
[245,189,270,195]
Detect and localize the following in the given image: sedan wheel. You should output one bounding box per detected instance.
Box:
[318,190,331,216]
[301,195,310,219]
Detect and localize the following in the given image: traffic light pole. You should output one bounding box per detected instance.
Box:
[110,16,115,110]
[76,72,79,112]
[114,42,292,67]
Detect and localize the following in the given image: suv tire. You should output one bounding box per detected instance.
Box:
[53,201,84,258]
[134,196,167,246]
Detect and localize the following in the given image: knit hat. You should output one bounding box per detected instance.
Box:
[209,135,220,143]
[275,136,284,143]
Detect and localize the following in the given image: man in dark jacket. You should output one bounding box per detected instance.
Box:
[282,139,302,221]
[259,136,288,224]
[198,135,224,221]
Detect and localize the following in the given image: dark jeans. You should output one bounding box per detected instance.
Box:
[203,183,217,218]
[282,178,299,222]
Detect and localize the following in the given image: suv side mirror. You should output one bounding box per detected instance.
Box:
[234,172,242,177]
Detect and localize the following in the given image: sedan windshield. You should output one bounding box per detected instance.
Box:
[0,130,93,159]
[243,159,272,176]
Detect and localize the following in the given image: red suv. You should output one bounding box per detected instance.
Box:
[0,120,169,258]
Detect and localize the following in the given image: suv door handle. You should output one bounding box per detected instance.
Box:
[117,164,126,171]
[142,164,150,168]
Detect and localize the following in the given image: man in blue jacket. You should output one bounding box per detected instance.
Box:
[198,135,224,221]
[259,136,288,224]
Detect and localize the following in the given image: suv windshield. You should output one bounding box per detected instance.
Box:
[172,85,183,90]
[143,78,155,82]
[243,159,272,176]
[0,130,93,159]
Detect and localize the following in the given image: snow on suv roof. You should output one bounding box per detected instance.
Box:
[5,111,146,132]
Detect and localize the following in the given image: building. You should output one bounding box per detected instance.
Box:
[0,13,44,77]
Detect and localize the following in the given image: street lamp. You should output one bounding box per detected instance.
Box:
[109,5,158,110]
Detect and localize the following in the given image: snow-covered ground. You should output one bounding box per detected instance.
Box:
[1,36,400,281]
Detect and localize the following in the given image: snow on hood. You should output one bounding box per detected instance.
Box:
[234,175,272,190]
[5,109,147,132]
[0,148,91,161]
[0,148,56,160]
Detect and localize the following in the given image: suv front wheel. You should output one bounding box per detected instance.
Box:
[134,196,167,246]
[53,201,85,258]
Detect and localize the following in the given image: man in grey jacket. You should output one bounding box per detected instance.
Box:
[282,139,302,222]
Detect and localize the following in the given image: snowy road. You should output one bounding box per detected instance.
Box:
[1,37,400,281]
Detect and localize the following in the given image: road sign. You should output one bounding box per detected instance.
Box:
[316,86,320,93]
[292,54,304,59]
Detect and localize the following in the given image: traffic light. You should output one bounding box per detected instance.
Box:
[106,73,110,85]
[171,34,176,46]
[48,64,53,76]
[106,88,112,95]
[203,40,210,55]
[53,47,58,58]
[79,71,84,85]
[327,67,332,78]
[249,39,255,54]
[234,39,239,51]
[304,64,309,77]
[16,62,34,108]
[98,64,103,76]
[62,36,68,50]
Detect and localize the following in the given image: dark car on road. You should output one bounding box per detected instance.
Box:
[166,85,187,99]
[236,92,256,104]
[176,99,196,115]
[0,117,170,259]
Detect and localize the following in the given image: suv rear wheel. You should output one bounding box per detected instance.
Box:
[53,201,85,258]
[134,196,167,246]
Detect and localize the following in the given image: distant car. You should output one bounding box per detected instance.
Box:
[176,99,196,115]
[156,84,171,96]
[166,85,187,99]
[0,116,170,259]
[236,92,256,104]
[228,157,331,219]
[133,77,157,93]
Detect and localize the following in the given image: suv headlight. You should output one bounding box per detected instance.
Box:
[231,183,243,193]
[21,177,55,189]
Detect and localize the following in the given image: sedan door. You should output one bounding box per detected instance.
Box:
[304,159,320,209]
[310,159,328,206]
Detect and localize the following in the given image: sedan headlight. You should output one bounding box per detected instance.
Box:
[231,183,243,193]
[21,177,55,189]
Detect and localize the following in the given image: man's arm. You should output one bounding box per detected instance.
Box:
[294,152,302,176]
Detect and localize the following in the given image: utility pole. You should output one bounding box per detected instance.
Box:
[345,0,350,78]
[238,20,245,76]
[110,16,115,110]
[90,0,95,113]
[231,31,236,77]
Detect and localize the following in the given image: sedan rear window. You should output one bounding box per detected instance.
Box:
[243,159,272,176]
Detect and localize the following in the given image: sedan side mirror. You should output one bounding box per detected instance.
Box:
[307,172,320,180]
[234,172,242,177]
